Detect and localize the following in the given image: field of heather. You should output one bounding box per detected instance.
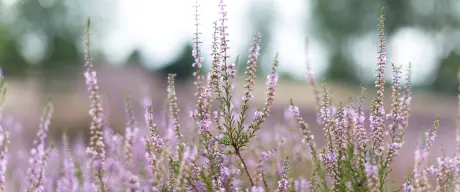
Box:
[1,75,457,191]
[0,1,458,191]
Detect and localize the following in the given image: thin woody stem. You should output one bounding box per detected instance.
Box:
[235,148,254,186]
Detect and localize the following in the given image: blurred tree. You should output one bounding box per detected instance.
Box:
[312,0,460,89]
[0,0,114,90]
[0,33,30,77]
[127,49,143,65]
[157,43,195,82]
[326,54,358,83]
[431,52,459,94]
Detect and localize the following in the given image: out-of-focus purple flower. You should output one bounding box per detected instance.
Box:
[319,152,337,164]
[426,165,439,175]
[26,102,53,192]
[364,162,378,177]
[250,186,264,192]
[266,74,278,88]
[402,181,414,192]
[0,122,9,191]
[227,63,236,79]
[254,111,264,120]
[57,135,79,192]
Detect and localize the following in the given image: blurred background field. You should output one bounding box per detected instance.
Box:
[0,0,459,186]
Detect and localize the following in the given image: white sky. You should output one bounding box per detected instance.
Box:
[102,0,332,80]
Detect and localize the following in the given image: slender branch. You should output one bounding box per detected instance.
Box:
[235,148,254,186]
[187,178,200,192]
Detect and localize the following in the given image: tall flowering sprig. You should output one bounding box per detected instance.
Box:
[435,152,456,192]
[144,140,160,190]
[190,89,223,191]
[354,86,368,167]
[209,137,225,191]
[175,145,198,191]
[218,53,279,187]
[399,149,421,191]
[247,53,279,138]
[382,64,403,178]
[218,0,230,69]
[26,101,54,192]
[390,65,415,190]
[398,63,412,147]
[144,105,170,188]
[411,144,427,191]
[342,101,370,192]
[411,117,439,191]
[242,55,279,186]
[276,157,290,192]
[319,151,340,191]
[317,82,342,189]
[0,132,6,192]
[123,93,139,166]
[331,103,347,191]
[209,21,222,96]
[125,171,140,192]
[191,82,224,191]
[371,7,387,160]
[289,101,328,191]
[167,74,183,143]
[407,147,422,191]
[236,32,261,144]
[365,161,380,192]
[288,103,316,152]
[254,140,284,189]
[83,18,107,192]
[316,91,351,191]
[192,0,205,99]
[215,0,239,158]
[216,0,234,106]
[227,33,260,148]
[304,37,322,123]
[343,99,355,145]
[191,87,213,135]
[167,74,187,176]
[261,54,279,117]
[167,158,177,192]
[190,0,214,140]
[320,82,335,154]
[425,116,439,151]
[205,21,224,135]
[0,74,8,192]
[202,76,215,118]
[192,0,203,70]
[333,103,346,159]
[242,33,261,103]
[57,134,79,192]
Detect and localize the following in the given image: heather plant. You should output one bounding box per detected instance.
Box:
[0,1,458,192]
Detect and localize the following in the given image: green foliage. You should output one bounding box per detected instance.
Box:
[157,44,196,81]
[324,54,359,84]
[0,0,112,78]
[432,52,459,94]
